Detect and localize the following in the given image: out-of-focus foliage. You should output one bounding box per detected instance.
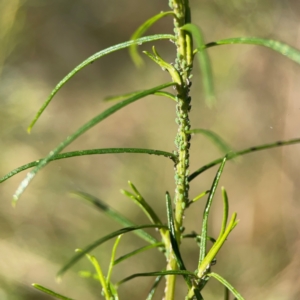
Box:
[1,0,300,299]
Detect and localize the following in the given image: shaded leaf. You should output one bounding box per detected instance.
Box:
[57,224,167,279]
[188,128,232,155]
[72,191,160,246]
[114,242,164,265]
[32,284,74,300]
[207,272,244,300]
[117,270,198,286]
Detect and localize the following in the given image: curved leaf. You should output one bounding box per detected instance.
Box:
[12,82,175,204]
[188,128,232,155]
[188,137,300,182]
[181,23,215,106]
[57,224,167,279]
[205,37,300,65]
[28,34,175,132]
[129,11,175,67]
[72,191,160,246]
[32,284,74,300]
[1,147,176,184]
[207,273,244,300]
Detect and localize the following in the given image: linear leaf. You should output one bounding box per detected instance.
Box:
[82,251,111,299]
[72,191,160,246]
[199,157,227,264]
[188,128,232,155]
[57,224,167,279]
[181,23,215,106]
[107,235,122,285]
[105,90,177,102]
[205,37,300,65]
[32,284,75,300]
[1,147,176,184]
[114,242,164,265]
[207,272,245,300]
[146,275,163,300]
[129,11,174,67]
[117,270,198,286]
[12,82,175,204]
[188,137,300,182]
[28,34,175,132]
[166,192,187,271]
[219,187,229,239]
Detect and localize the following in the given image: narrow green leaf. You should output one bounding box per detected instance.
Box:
[188,137,300,182]
[57,224,167,279]
[197,213,237,279]
[82,251,111,299]
[144,46,182,85]
[114,242,164,265]
[183,232,216,244]
[1,147,177,184]
[146,275,163,300]
[199,156,227,264]
[107,235,122,285]
[105,91,177,102]
[205,37,300,65]
[28,34,175,132]
[121,183,163,226]
[166,192,187,272]
[181,23,215,106]
[32,284,75,300]
[187,190,210,207]
[117,270,198,286]
[72,191,160,246]
[207,272,245,300]
[187,128,232,155]
[129,11,175,67]
[12,82,175,205]
[218,187,229,239]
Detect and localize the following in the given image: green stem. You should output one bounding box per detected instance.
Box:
[165,1,194,299]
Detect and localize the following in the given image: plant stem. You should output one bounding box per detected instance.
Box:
[165,1,193,299]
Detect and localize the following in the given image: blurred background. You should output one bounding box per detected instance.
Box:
[1,0,300,299]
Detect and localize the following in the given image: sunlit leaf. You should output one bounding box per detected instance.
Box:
[181,23,215,106]
[105,91,176,102]
[32,284,74,300]
[1,147,176,184]
[28,34,175,132]
[129,11,175,67]
[205,37,300,65]
[12,82,175,205]
[107,235,122,285]
[207,272,244,300]
[57,224,167,279]
[188,137,300,182]
[188,128,232,155]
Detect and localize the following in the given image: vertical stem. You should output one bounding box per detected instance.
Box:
[164,1,193,299]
